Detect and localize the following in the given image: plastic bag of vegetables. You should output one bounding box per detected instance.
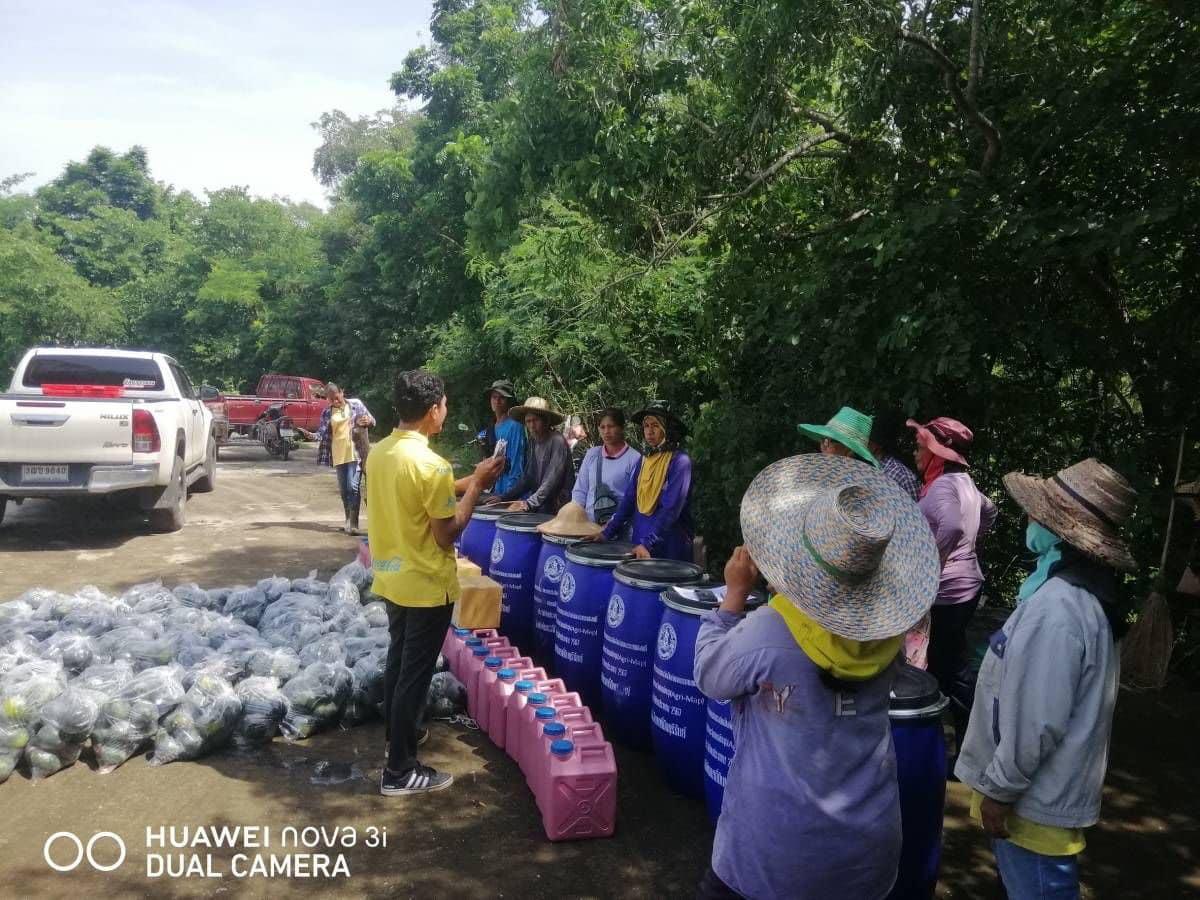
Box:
[427,671,466,719]
[326,579,359,607]
[0,662,68,783]
[92,665,185,773]
[332,559,372,593]
[75,661,135,695]
[246,646,301,682]
[361,601,390,629]
[150,674,242,765]
[256,576,291,602]
[341,652,385,726]
[289,570,328,596]
[279,662,352,741]
[222,588,269,627]
[25,685,102,781]
[298,634,346,668]
[39,631,98,675]
[122,581,180,616]
[232,676,288,749]
[173,583,218,610]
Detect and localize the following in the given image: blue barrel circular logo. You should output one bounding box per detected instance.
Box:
[543,554,566,583]
[560,571,576,603]
[657,622,678,661]
[606,593,625,628]
[490,535,505,565]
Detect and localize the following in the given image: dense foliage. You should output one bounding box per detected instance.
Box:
[2,2,1197,622]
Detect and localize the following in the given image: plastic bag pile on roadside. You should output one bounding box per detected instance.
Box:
[0,559,466,783]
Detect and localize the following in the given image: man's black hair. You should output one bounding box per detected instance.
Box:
[869,408,909,456]
[597,407,626,428]
[394,370,445,422]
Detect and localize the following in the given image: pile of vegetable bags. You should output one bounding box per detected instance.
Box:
[0,560,466,783]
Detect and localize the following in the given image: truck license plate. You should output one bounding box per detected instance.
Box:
[22,464,69,483]
[280,429,295,440]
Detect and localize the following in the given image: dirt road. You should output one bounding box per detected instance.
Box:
[1,450,1196,898]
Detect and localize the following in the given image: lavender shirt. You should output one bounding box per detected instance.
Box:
[695,607,901,899]
[600,451,693,561]
[571,444,641,522]
[918,471,997,605]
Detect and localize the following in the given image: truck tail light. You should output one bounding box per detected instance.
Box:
[132,409,161,453]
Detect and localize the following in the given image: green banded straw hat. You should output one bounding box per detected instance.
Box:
[798,406,878,467]
[740,454,939,640]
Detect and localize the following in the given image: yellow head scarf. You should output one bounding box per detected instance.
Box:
[768,595,901,681]
[636,425,674,515]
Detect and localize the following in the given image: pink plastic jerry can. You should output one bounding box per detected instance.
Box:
[517,691,584,779]
[529,719,602,805]
[443,627,473,673]
[541,737,618,842]
[470,651,530,723]
[505,678,565,761]
[488,666,547,749]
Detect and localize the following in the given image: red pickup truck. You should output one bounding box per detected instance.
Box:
[202,374,327,444]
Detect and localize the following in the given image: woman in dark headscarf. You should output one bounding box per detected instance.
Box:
[595,404,694,561]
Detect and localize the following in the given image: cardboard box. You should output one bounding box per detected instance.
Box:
[452,573,502,629]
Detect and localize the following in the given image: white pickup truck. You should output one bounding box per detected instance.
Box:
[0,348,216,532]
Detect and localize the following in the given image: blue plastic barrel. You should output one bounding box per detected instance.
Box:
[554,541,635,707]
[492,513,553,650]
[600,559,703,748]
[533,532,577,667]
[886,664,950,900]
[655,585,766,801]
[460,506,508,576]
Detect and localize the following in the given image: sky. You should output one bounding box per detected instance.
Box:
[0,0,433,207]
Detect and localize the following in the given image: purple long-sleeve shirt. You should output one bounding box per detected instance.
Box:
[571,444,641,522]
[918,471,997,605]
[600,451,693,561]
[695,607,901,900]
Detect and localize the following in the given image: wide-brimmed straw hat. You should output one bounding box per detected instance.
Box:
[485,379,516,400]
[509,396,565,427]
[907,417,972,467]
[537,501,601,538]
[740,455,939,641]
[798,407,878,467]
[1003,458,1137,572]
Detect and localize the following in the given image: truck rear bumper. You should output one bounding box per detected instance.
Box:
[0,463,160,497]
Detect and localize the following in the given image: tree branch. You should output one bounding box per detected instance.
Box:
[899,27,1002,174]
[966,0,984,104]
[797,108,855,144]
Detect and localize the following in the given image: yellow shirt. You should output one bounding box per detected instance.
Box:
[330,404,355,466]
[365,430,459,607]
[969,791,1087,856]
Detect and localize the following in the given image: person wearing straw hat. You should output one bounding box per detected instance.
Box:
[491,396,575,514]
[537,501,602,539]
[693,454,940,900]
[480,379,527,497]
[798,406,880,467]
[571,407,641,526]
[907,416,996,749]
[595,402,693,561]
[955,459,1137,900]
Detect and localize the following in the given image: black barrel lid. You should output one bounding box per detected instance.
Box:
[614,559,705,590]
[497,512,554,533]
[565,541,637,567]
[540,532,579,547]
[889,664,949,718]
[662,583,767,615]
[470,506,509,522]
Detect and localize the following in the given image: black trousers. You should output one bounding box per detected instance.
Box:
[383,601,453,774]
[928,593,980,749]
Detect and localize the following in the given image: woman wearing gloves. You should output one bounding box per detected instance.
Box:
[955,458,1136,899]
[694,454,940,899]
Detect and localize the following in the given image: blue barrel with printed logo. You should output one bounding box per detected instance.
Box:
[699,589,768,822]
[601,559,703,749]
[533,532,577,667]
[460,507,508,576]
[654,586,766,801]
[886,664,950,900]
[554,541,636,707]
[491,513,553,650]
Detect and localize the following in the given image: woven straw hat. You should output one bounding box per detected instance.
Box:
[509,396,565,427]
[740,454,940,640]
[798,407,879,467]
[537,501,601,538]
[1003,458,1137,572]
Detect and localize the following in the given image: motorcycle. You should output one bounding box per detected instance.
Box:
[253,403,297,460]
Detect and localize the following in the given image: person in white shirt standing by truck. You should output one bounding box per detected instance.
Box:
[307,383,374,535]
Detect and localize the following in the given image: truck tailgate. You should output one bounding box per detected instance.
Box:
[0,398,135,466]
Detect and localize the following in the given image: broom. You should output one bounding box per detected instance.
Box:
[1121,429,1186,690]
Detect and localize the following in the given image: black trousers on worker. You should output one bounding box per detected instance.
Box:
[383,601,453,774]
[928,593,980,751]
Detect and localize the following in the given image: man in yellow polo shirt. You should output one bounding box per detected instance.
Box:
[367,369,503,796]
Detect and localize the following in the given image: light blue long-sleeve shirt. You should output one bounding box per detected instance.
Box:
[571,444,641,522]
